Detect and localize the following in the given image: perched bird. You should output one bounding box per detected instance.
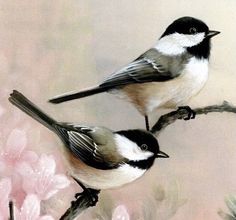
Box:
[9,90,168,192]
[49,16,220,130]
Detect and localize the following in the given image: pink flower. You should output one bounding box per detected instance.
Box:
[112,205,130,220]
[15,194,54,220]
[0,178,12,220]
[18,154,70,200]
[0,129,38,170]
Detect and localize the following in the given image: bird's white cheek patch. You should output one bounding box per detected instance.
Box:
[177,32,205,47]
[155,32,205,56]
[114,134,153,161]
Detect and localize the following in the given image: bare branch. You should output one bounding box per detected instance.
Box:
[60,189,100,220]
[151,101,236,135]
[9,201,14,220]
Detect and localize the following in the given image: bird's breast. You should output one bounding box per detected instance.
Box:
[70,162,146,189]
[64,150,146,189]
[122,57,209,114]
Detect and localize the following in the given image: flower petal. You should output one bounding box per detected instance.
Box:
[112,205,130,220]
[36,154,56,175]
[52,174,70,189]
[37,174,70,200]
[13,206,21,220]
[0,178,11,217]
[20,194,40,219]
[0,159,6,174]
[0,213,4,220]
[15,161,33,177]
[39,215,55,220]
[19,162,37,195]
[0,178,11,204]
[5,129,27,159]
[21,151,38,164]
[41,189,58,200]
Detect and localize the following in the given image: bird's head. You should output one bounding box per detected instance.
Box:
[156,16,220,58]
[116,129,169,170]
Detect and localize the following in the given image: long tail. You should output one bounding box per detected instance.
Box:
[49,86,108,104]
[9,90,57,131]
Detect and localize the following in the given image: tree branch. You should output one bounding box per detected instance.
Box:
[151,101,236,135]
[9,201,14,220]
[60,189,100,220]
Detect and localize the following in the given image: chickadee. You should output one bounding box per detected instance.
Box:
[9,90,168,191]
[49,16,220,130]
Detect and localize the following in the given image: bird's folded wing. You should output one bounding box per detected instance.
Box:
[56,125,122,170]
[100,56,177,88]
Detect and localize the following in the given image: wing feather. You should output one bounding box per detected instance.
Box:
[55,125,121,170]
[100,56,177,89]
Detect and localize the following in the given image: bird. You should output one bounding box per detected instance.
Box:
[9,90,169,196]
[49,16,220,131]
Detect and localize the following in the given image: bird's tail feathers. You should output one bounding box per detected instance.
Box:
[9,90,56,131]
[49,86,108,104]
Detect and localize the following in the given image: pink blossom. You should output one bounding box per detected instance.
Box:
[15,194,54,220]
[0,129,38,170]
[112,205,130,220]
[18,154,70,200]
[0,178,12,220]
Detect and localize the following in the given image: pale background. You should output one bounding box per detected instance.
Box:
[1,0,236,219]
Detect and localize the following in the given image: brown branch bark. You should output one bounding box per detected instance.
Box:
[151,101,236,135]
[9,201,14,220]
[60,189,100,220]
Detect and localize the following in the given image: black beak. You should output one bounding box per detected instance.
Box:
[156,151,169,158]
[206,30,220,38]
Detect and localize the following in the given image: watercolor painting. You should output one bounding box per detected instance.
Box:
[1,1,236,220]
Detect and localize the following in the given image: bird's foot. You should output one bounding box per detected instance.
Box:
[74,188,100,207]
[177,106,196,120]
[72,176,100,207]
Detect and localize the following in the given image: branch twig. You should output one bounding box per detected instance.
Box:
[151,101,236,135]
[60,189,100,220]
[9,201,14,220]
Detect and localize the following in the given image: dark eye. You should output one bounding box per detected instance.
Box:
[140,144,148,151]
[189,27,197,34]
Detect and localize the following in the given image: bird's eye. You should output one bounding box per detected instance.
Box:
[140,144,148,151]
[189,27,197,34]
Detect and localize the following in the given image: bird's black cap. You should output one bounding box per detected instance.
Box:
[161,16,209,37]
[117,129,160,155]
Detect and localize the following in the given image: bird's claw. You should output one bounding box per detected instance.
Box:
[75,192,82,199]
[75,188,100,206]
[177,106,196,120]
[71,176,100,207]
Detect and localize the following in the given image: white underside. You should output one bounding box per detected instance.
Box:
[145,57,209,113]
[71,163,146,189]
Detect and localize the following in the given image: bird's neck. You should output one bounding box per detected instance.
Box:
[127,157,155,170]
[154,38,186,56]
[187,38,211,59]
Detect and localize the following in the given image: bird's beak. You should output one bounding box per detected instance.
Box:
[156,151,169,158]
[206,30,220,38]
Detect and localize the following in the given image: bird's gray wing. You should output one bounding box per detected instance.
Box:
[55,125,122,170]
[100,49,180,89]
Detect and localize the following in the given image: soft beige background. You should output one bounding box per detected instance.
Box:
[1,0,236,219]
